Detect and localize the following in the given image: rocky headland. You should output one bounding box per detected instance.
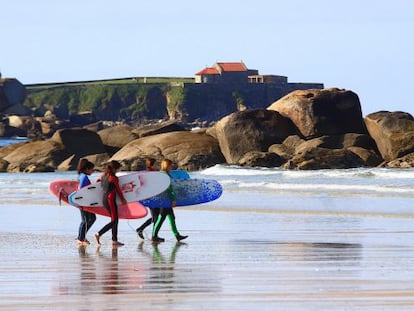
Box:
[0,78,413,172]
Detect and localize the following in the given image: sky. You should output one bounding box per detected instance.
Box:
[1,0,413,116]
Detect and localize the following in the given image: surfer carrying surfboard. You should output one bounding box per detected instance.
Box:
[76,159,96,246]
[94,160,127,247]
[152,159,188,243]
[136,158,160,239]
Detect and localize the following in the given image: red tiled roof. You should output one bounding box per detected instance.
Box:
[216,62,247,72]
[195,67,220,75]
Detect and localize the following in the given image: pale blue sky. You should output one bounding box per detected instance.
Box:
[1,0,413,116]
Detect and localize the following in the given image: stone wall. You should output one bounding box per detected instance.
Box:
[0,78,26,110]
[180,81,324,122]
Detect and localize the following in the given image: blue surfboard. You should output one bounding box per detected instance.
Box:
[170,170,190,180]
[140,178,222,207]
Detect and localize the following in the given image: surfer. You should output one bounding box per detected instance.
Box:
[136,158,160,239]
[94,160,127,247]
[76,159,96,246]
[152,159,188,243]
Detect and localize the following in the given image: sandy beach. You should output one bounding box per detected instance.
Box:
[2,204,414,311]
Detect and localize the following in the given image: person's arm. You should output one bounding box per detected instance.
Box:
[166,179,176,207]
[96,172,104,182]
[162,170,176,207]
[78,174,91,189]
[111,175,127,204]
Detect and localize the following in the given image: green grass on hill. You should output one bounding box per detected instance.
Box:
[26,77,195,90]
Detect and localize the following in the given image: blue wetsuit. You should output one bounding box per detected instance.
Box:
[77,173,96,241]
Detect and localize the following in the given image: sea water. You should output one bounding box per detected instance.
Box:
[1,165,414,310]
[0,137,27,147]
[197,165,414,216]
[2,165,413,223]
[1,165,414,244]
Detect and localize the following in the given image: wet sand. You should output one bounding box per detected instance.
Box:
[1,208,414,310]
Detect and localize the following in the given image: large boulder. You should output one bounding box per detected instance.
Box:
[3,140,66,172]
[267,88,366,138]
[0,141,27,159]
[294,134,379,155]
[364,111,414,161]
[347,146,383,167]
[269,133,383,168]
[36,118,74,138]
[83,121,104,133]
[7,115,42,135]
[109,130,225,171]
[98,125,139,154]
[238,151,286,167]
[57,153,110,171]
[132,120,187,138]
[51,128,106,157]
[212,109,297,164]
[50,128,108,170]
[282,147,366,170]
[69,111,97,127]
[98,122,187,155]
[0,121,27,137]
[384,152,414,168]
[2,128,109,172]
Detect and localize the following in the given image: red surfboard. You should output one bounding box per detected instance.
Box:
[49,179,148,219]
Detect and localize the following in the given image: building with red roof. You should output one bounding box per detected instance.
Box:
[195,61,258,84]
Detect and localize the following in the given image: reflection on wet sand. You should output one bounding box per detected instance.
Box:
[230,240,362,263]
[138,241,184,291]
[67,240,219,297]
[76,245,145,295]
[97,247,120,295]
[71,240,364,298]
[274,241,363,262]
[76,245,97,294]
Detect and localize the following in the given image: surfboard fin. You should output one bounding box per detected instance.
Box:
[58,188,68,206]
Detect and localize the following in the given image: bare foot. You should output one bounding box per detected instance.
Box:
[94,233,101,245]
[77,240,88,247]
[112,241,124,247]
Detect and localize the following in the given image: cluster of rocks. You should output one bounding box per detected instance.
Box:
[1,87,413,172]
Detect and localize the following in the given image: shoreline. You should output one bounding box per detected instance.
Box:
[2,208,414,310]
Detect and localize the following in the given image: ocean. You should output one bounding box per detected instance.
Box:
[1,164,414,310]
[0,137,28,147]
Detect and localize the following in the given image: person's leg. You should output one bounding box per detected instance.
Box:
[151,208,160,223]
[77,209,87,242]
[85,212,96,236]
[112,216,119,242]
[95,221,112,245]
[108,194,122,245]
[136,217,152,232]
[95,193,113,245]
[152,209,167,242]
[136,217,152,239]
[166,209,188,241]
[136,208,161,239]
[166,210,179,236]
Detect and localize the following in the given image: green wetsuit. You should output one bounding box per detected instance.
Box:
[152,171,180,238]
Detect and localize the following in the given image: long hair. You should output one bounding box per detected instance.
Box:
[160,159,173,172]
[146,158,156,171]
[77,158,94,174]
[104,160,122,176]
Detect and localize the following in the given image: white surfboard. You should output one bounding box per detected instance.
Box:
[68,171,170,207]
